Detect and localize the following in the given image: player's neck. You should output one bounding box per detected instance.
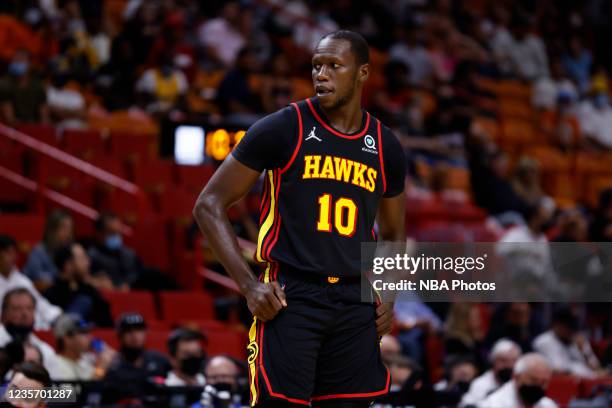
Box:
[318,97,363,134]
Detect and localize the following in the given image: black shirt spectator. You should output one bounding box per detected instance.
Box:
[45,243,113,327]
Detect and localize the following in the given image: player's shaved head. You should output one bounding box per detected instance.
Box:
[319,30,370,65]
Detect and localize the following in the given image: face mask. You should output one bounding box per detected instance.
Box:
[518,384,545,405]
[105,234,123,250]
[121,346,144,363]
[179,356,204,377]
[495,367,513,384]
[8,61,28,77]
[213,382,235,394]
[4,323,33,342]
[456,380,471,394]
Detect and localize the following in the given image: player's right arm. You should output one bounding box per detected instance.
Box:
[193,156,286,321]
[193,107,296,322]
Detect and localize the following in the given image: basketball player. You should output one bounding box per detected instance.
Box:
[194,30,406,407]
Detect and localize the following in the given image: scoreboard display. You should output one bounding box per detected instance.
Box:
[161,122,246,164]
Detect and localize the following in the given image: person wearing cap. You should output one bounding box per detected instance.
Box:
[165,328,206,386]
[532,308,601,378]
[104,313,171,400]
[460,339,522,407]
[52,314,116,381]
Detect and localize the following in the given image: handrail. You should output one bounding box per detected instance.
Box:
[197,266,240,293]
[0,165,133,235]
[0,123,141,195]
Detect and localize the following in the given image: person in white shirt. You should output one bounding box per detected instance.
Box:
[479,353,558,408]
[0,288,59,376]
[165,328,206,387]
[0,235,61,330]
[532,308,600,378]
[197,1,245,67]
[52,313,116,381]
[578,91,612,150]
[461,339,522,407]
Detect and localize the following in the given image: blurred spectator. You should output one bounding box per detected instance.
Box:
[389,27,434,87]
[147,12,196,79]
[292,2,339,54]
[165,328,206,386]
[23,343,43,366]
[488,7,514,76]
[370,60,415,131]
[507,18,550,81]
[479,353,557,408]
[0,288,58,375]
[540,92,581,151]
[511,157,543,206]
[135,51,188,114]
[374,356,434,408]
[88,212,140,290]
[562,36,592,94]
[444,303,487,367]
[394,291,441,365]
[198,1,245,68]
[1,362,51,407]
[553,209,588,242]
[460,339,522,407]
[52,313,115,381]
[467,136,530,223]
[24,210,74,289]
[105,313,171,400]
[486,303,539,353]
[44,243,113,327]
[0,48,49,124]
[532,58,578,111]
[380,334,401,364]
[216,47,261,124]
[0,340,25,381]
[260,53,293,114]
[0,235,61,330]
[205,355,240,390]
[589,188,612,241]
[46,73,87,129]
[89,212,178,291]
[434,355,478,406]
[532,307,601,378]
[577,90,612,150]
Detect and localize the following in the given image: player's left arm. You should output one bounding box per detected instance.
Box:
[374,126,407,336]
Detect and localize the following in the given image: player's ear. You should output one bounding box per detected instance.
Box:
[359,63,370,83]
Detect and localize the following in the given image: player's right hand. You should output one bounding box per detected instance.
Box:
[245,281,287,321]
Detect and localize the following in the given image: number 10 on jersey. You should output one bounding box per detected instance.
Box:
[316,194,358,237]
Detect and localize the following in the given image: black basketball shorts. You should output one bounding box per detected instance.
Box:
[247,263,390,407]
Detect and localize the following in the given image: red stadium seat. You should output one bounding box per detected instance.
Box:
[101,290,158,322]
[62,129,107,160]
[33,330,55,349]
[145,330,171,354]
[109,132,155,164]
[16,123,58,146]
[0,214,45,253]
[91,328,119,350]
[546,374,580,407]
[128,215,170,270]
[206,330,246,360]
[159,291,215,321]
[176,164,215,193]
[580,375,612,398]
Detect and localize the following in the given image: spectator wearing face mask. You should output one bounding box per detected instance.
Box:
[434,356,479,406]
[373,355,435,408]
[0,48,49,124]
[479,353,557,408]
[460,339,522,407]
[104,313,171,401]
[165,328,207,387]
[88,212,178,291]
[204,355,242,398]
[0,288,58,376]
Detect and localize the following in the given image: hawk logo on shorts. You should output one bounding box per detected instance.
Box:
[327,276,340,284]
[247,341,259,364]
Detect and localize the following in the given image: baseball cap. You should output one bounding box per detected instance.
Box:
[116,312,147,334]
[53,314,92,339]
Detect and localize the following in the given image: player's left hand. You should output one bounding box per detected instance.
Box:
[375,302,394,336]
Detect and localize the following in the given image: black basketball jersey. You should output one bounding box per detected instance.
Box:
[232,97,405,278]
